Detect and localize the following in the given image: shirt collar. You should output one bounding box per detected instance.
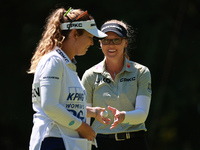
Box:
[93,58,106,73]
[122,57,133,73]
[55,46,77,71]
[93,56,133,74]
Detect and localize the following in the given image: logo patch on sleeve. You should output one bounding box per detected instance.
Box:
[69,120,75,126]
[147,82,152,94]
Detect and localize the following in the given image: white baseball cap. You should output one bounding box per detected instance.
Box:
[60,20,107,38]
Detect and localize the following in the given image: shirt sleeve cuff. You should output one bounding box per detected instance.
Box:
[68,118,82,130]
[122,111,131,124]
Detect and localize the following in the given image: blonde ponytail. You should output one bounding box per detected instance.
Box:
[28,8,65,73]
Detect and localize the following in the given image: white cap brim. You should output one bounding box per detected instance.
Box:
[60,20,107,38]
[86,28,107,38]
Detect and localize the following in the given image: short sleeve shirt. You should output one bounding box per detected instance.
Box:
[82,57,152,134]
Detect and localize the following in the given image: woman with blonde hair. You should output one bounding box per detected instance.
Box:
[82,19,152,150]
[28,7,109,150]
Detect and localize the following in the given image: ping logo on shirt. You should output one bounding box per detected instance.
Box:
[96,77,111,84]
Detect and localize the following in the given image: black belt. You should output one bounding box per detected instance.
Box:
[97,131,146,141]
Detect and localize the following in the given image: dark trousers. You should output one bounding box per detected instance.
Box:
[40,137,65,150]
[92,134,149,150]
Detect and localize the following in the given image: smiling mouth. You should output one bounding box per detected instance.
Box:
[108,50,116,52]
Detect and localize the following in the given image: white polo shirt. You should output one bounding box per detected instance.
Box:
[82,57,152,134]
[30,47,87,150]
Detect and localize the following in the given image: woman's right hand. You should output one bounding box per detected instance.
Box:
[75,122,96,141]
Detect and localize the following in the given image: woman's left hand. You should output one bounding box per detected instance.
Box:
[95,107,111,124]
[108,106,125,129]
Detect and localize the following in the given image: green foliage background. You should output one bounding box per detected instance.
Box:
[0,0,199,149]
